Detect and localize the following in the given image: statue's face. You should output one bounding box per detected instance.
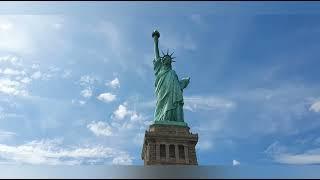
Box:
[162,56,172,65]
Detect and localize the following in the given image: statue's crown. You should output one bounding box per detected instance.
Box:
[161,49,176,62]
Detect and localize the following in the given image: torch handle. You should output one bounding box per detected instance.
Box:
[152,30,160,59]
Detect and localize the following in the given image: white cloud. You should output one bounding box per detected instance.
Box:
[309,100,320,112]
[106,78,120,89]
[87,121,113,137]
[113,104,132,120]
[273,151,320,165]
[110,102,148,133]
[2,68,25,76]
[267,146,320,165]
[144,120,153,126]
[97,93,116,103]
[80,75,97,85]
[80,88,93,98]
[31,71,42,79]
[31,66,62,81]
[0,56,23,76]
[131,114,138,121]
[79,75,98,99]
[112,154,133,165]
[48,66,60,73]
[79,100,86,106]
[71,99,86,106]
[264,141,320,165]
[79,75,98,98]
[0,138,133,165]
[232,159,240,166]
[184,96,236,112]
[20,77,32,84]
[0,78,28,96]
[130,112,144,121]
[0,55,20,65]
[264,141,287,155]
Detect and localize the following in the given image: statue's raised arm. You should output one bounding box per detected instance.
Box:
[152,30,161,61]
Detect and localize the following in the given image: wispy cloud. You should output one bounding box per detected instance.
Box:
[0,138,133,165]
[20,77,31,84]
[111,102,149,128]
[309,100,320,113]
[1,68,25,76]
[112,154,133,165]
[97,92,116,103]
[0,55,22,66]
[71,99,86,106]
[79,75,98,86]
[87,121,113,137]
[79,100,86,106]
[265,141,320,165]
[79,75,100,99]
[61,70,72,79]
[30,71,42,80]
[136,95,236,112]
[184,96,236,112]
[274,151,320,165]
[0,130,16,142]
[232,159,240,166]
[106,77,120,89]
[80,88,93,99]
[0,78,28,96]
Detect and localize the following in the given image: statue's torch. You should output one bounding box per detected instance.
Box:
[152,30,160,40]
[152,30,160,59]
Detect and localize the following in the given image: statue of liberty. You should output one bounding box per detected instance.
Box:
[152,30,190,126]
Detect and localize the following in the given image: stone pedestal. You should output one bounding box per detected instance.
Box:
[141,123,198,165]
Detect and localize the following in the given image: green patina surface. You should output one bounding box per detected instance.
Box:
[151,30,190,127]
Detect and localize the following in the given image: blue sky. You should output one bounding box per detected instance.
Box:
[1,2,320,166]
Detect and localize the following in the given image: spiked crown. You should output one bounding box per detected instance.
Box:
[161,49,176,62]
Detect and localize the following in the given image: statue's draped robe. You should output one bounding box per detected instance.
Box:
[153,58,184,122]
